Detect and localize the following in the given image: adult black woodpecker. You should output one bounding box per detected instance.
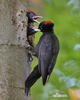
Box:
[27,10,42,48]
[25,21,59,95]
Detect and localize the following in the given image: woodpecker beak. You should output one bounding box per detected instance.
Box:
[32,16,43,23]
[32,27,40,32]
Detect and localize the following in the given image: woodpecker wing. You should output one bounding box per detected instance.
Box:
[48,34,59,75]
[38,35,53,85]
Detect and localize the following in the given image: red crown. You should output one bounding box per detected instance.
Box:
[28,10,37,15]
[45,21,53,24]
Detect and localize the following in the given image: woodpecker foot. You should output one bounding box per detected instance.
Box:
[25,44,34,50]
[28,52,33,62]
[32,51,36,56]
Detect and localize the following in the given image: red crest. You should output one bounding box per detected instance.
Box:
[45,21,53,24]
[28,10,37,15]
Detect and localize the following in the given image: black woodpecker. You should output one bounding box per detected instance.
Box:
[25,21,59,95]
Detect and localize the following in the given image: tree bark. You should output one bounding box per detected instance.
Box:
[0,0,30,100]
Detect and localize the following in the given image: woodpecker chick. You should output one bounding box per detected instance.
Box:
[27,10,42,47]
[25,21,59,95]
[26,10,42,62]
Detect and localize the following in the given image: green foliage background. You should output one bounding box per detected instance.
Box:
[31,0,80,100]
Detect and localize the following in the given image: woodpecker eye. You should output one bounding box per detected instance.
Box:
[39,25,42,30]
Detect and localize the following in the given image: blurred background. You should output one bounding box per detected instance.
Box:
[29,0,80,100]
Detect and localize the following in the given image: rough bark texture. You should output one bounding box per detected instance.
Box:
[0,0,30,100]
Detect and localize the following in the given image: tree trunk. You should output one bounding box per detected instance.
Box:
[0,0,30,100]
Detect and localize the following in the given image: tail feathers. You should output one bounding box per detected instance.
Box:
[25,87,30,96]
[25,65,41,95]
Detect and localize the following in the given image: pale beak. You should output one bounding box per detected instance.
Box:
[32,16,43,23]
[32,27,40,32]
[34,20,40,23]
